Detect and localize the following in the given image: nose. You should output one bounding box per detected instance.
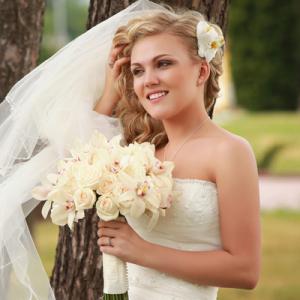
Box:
[144,69,159,87]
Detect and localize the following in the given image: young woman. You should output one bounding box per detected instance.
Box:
[0,1,260,299]
[95,6,261,300]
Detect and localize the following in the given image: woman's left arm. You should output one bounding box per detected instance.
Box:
[98,137,261,289]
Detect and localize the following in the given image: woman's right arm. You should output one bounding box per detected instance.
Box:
[94,43,130,116]
[94,92,119,116]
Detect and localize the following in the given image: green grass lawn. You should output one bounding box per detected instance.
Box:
[217,110,300,176]
[36,209,300,300]
[218,210,300,300]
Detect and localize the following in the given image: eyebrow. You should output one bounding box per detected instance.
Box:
[130,54,173,67]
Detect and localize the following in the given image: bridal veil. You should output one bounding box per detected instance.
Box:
[0,1,169,298]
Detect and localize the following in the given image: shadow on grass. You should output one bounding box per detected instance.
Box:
[258,143,286,173]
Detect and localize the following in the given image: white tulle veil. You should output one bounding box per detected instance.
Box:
[0,1,169,298]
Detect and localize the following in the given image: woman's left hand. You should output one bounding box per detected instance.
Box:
[97,219,147,264]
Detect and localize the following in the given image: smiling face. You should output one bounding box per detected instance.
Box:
[130,33,207,120]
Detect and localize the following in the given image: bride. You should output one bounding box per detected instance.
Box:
[95,3,261,300]
[0,0,260,299]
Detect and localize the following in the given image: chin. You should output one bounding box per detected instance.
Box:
[155,105,182,118]
[148,111,175,121]
[142,102,178,120]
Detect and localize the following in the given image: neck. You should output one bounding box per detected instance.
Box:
[162,106,211,148]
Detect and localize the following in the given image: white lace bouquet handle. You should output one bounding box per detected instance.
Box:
[102,217,129,296]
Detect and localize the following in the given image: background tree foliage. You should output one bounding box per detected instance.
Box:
[39,0,88,63]
[228,0,300,111]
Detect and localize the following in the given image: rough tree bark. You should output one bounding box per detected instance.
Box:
[0,0,46,238]
[50,1,229,299]
[0,1,45,299]
[0,0,45,103]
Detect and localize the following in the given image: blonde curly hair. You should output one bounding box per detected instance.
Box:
[112,6,224,149]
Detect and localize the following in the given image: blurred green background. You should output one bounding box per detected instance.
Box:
[221,111,300,176]
[34,0,300,299]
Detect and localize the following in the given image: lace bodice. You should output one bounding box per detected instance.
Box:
[126,178,221,300]
[92,112,222,299]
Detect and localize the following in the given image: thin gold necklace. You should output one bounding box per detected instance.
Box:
[163,118,209,162]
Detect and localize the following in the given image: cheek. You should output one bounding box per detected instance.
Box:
[132,79,148,109]
[133,79,142,98]
[168,70,183,83]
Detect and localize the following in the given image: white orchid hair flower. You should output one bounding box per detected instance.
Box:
[196,20,225,62]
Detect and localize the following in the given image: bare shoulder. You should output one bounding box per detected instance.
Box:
[192,124,257,182]
[210,126,258,184]
[215,129,256,162]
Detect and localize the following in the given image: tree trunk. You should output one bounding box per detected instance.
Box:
[0,0,46,236]
[0,1,45,299]
[50,1,229,299]
[0,0,45,103]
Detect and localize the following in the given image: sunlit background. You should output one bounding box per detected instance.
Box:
[33,1,300,299]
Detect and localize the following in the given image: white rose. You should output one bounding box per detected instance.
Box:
[71,162,102,189]
[117,189,136,216]
[96,193,119,221]
[73,188,96,210]
[96,173,117,195]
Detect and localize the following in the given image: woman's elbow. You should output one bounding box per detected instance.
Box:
[238,262,260,290]
[242,272,259,290]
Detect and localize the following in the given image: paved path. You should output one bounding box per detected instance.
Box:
[259,175,300,210]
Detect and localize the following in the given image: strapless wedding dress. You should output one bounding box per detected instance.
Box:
[93,112,222,300]
[126,178,221,300]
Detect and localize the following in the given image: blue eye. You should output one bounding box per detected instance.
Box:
[131,60,172,76]
[131,69,142,76]
[158,60,171,67]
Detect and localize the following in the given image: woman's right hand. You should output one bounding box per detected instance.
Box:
[102,43,130,106]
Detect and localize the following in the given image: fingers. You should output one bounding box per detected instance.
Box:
[109,43,127,62]
[97,227,119,239]
[97,236,114,247]
[98,219,124,228]
[109,56,130,74]
[112,56,130,72]
[108,43,130,71]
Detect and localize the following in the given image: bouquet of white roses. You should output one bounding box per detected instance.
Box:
[32,130,176,300]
